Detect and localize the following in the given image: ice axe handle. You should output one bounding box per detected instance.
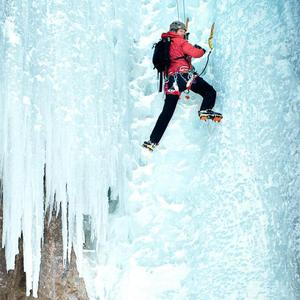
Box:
[185,17,190,31]
[184,17,190,40]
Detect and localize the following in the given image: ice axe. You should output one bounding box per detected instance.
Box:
[184,17,190,40]
[208,22,215,50]
[199,22,215,76]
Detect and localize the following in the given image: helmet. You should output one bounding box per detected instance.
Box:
[169,21,186,32]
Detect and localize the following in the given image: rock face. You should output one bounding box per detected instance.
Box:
[0,211,29,299]
[38,203,89,300]
[0,182,89,300]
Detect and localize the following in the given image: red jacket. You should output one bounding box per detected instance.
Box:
[161,31,205,75]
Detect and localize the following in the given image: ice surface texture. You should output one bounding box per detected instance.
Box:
[0,0,136,296]
[0,0,300,299]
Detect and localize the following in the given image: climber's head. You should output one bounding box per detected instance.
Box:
[169,21,186,36]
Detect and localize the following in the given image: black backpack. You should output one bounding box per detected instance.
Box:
[152,37,187,92]
[152,37,171,92]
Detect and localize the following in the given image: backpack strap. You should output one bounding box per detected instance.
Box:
[159,72,163,92]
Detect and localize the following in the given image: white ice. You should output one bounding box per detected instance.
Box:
[0,0,299,299]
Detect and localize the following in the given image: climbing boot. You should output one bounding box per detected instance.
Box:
[198,109,223,122]
[142,140,158,152]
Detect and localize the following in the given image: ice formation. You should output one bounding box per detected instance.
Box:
[0,0,299,299]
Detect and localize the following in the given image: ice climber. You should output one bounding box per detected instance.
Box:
[143,21,222,152]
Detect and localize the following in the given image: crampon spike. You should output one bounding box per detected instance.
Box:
[200,116,208,121]
[213,116,222,122]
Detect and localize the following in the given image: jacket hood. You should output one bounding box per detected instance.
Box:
[161,31,184,39]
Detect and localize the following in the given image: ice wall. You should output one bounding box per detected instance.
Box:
[0,0,137,296]
[93,0,300,299]
[211,1,300,297]
[0,0,299,299]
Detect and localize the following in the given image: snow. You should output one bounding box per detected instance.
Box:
[0,0,300,299]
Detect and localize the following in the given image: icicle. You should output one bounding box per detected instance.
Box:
[0,0,135,296]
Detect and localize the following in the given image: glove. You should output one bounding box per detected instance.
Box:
[194,44,206,53]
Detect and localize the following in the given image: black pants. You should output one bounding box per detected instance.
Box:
[150,75,216,144]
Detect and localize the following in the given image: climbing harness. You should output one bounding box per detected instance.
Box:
[178,71,196,89]
[165,73,180,95]
[181,70,198,99]
[165,70,198,99]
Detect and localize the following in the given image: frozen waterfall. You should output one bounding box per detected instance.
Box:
[0,0,299,299]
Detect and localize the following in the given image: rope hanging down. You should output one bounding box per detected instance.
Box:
[176,0,180,20]
[182,0,186,21]
[175,0,186,21]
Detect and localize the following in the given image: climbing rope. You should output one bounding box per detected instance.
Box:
[175,0,186,21]
[182,0,186,21]
[199,51,212,76]
[176,0,180,20]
